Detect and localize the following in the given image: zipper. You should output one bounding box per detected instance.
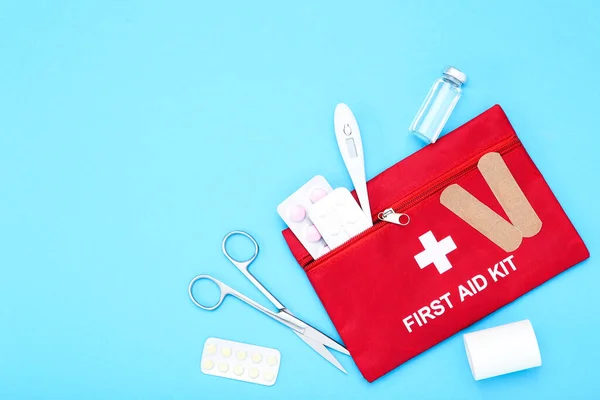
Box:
[378,208,410,226]
[300,134,522,271]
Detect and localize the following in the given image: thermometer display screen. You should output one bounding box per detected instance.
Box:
[345,138,357,158]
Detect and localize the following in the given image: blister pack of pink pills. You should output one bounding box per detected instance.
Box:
[277,175,332,259]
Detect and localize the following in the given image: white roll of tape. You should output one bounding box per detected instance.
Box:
[463,319,542,381]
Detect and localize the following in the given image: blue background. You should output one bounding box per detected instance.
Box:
[1,1,598,398]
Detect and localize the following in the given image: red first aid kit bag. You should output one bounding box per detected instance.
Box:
[282,105,589,382]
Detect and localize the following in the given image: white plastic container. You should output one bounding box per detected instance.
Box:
[409,66,467,143]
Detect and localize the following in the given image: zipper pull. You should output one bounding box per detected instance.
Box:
[378,208,410,226]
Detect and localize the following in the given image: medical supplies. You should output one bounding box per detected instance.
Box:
[193,71,586,386]
[277,176,333,259]
[463,320,542,381]
[188,231,350,373]
[201,337,282,386]
[334,103,373,225]
[281,105,589,382]
[307,188,372,250]
[409,66,467,143]
[277,104,376,256]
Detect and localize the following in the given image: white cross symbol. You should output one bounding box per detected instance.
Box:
[414,231,457,274]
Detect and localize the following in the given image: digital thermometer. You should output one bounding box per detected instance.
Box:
[333,103,373,227]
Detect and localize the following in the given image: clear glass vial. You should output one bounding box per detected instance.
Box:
[409,66,467,143]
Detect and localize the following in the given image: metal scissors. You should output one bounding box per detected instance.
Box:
[188,230,350,373]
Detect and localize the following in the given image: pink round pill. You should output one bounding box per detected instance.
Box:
[304,225,322,242]
[309,188,328,203]
[288,204,306,222]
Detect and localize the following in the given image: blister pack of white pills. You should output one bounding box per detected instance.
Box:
[201,338,281,386]
[277,175,333,259]
[307,187,372,250]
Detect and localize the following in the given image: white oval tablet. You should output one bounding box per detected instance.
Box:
[264,371,275,382]
[251,352,262,363]
[249,367,260,379]
[233,365,244,376]
[266,355,278,366]
[202,359,214,370]
[220,347,232,357]
[334,193,346,206]
[328,225,341,235]
[205,344,217,355]
[217,362,229,373]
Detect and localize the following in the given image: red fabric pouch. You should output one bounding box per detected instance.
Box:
[282,105,589,382]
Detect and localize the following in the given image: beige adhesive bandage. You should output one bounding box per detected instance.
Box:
[441,185,523,252]
[440,152,542,252]
[478,153,542,237]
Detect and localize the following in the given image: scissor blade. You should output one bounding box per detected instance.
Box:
[293,331,347,374]
[278,311,350,356]
[301,325,350,356]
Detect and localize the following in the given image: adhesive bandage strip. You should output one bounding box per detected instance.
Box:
[440,151,542,252]
[201,338,281,386]
[441,184,523,252]
[477,152,542,237]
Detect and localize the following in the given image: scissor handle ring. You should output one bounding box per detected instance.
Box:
[221,230,259,269]
[188,275,226,311]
